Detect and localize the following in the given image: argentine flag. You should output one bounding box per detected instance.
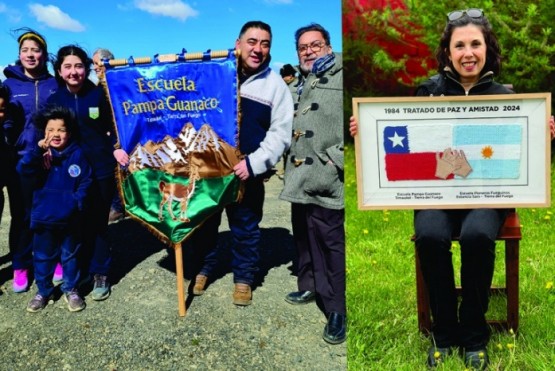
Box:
[453,125,521,179]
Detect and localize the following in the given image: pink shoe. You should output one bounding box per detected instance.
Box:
[53,262,63,284]
[13,269,29,293]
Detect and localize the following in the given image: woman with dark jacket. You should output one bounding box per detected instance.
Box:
[412,10,512,370]
[47,44,128,302]
[2,28,58,292]
[349,9,528,370]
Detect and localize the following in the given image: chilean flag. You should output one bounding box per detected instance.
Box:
[383,124,522,181]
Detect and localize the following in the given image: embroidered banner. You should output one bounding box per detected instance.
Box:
[104,51,242,244]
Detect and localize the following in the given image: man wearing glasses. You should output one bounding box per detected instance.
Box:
[280,23,345,344]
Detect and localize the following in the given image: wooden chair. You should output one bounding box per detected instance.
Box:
[413,209,521,334]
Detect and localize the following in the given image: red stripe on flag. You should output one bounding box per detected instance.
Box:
[385,153,453,181]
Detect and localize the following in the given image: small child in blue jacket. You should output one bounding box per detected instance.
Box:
[17,105,92,312]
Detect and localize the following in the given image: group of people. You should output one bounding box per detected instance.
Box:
[0,29,126,313]
[188,21,346,345]
[6,6,548,366]
[0,21,346,345]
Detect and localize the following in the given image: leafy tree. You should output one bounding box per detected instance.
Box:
[343,0,434,138]
[344,0,555,95]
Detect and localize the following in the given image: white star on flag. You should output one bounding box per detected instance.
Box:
[388,131,405,148]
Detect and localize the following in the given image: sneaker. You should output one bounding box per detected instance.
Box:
[193,274,207,295]
[426,346,452,368]
[232,283,252,306]
[26,293,51,313]
[64,289,86,312]
[13,269,29,293]
[53,262,63,285]
[91,274,111,301]
[464,348,489,370]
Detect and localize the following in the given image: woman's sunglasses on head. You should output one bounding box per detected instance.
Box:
[447,8,484,22]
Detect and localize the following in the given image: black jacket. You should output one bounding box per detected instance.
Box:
[415,70,514,97]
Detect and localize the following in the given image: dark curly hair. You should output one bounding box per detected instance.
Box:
[436,12,502,77]
[33,105,80,141]
[53,45,92,86]
[294,23,331,48]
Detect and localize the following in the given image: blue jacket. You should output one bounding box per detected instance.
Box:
[2,65,57,155]
[47,80,117,180]
[17,141,93,230]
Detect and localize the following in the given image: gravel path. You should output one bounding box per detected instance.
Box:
[0,175,347,370]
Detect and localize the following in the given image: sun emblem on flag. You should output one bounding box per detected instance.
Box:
[481,145,494,159]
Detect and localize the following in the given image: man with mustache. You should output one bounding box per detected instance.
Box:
[280,23,345,344]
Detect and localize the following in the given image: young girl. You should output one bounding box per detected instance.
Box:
[47,45,128,301]
[2,28,59,292]
[17,106,92,312]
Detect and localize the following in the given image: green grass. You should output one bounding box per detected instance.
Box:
[346,144,555,370]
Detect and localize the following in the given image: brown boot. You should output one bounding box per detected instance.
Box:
[193,274,208,296]
[232,283,252,306]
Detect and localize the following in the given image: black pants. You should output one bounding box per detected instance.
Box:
[292,203,345,315]
[414,208,506,350]
[192,179,265,285]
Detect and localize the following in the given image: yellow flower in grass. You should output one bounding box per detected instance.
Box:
[507,343,515,349]
[363,229,369,235]
[496,343,503,350]
[544,215,551,220]
[546,281,554,289]
[548,211,553,215]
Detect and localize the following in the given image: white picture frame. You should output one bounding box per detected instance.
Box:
[353,93,551,210]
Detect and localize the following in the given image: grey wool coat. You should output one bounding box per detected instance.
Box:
[279,52,344,210]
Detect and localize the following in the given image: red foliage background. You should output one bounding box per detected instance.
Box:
[343,0,436,96]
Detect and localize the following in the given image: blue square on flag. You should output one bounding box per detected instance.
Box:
[383,126,409,154]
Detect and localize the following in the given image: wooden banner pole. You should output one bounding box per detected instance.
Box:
[107,49,239,67]
[174,242,186,317]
